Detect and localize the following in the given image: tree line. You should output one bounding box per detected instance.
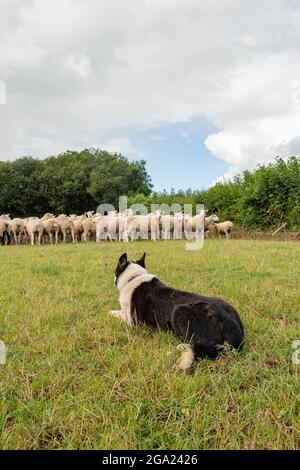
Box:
[128,157,300,230]
[0,150,299,230]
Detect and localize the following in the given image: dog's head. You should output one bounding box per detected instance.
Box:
[115,252,146,286]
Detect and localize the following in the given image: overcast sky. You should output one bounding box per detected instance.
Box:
[1,0,300,190]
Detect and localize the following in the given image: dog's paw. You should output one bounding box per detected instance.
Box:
[109,309,122,318]
[177,343,191,352]
[176,344,194,370]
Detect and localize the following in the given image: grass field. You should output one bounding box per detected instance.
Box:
[0,239,299,450]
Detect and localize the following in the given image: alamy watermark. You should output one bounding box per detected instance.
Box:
[291,80,300,110]
[291,340,300,365]
[0,80,6,104]
[0,341,7,365]
[94,197,215,251]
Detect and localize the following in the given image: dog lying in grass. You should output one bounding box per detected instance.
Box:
[110,253,244,370]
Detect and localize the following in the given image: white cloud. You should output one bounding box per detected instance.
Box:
[63,50,94,79]
[97,137,143,158]
[0,81,6,104]
[0,0,300,182]
[204,54,300,180]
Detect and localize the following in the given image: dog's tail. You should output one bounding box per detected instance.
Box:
[171,303,244,360]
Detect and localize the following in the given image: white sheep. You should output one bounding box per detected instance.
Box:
[213,221,234,239]
[42,216,60,244]
[56,215,75,243]
[25,217,44,245]
[8,218,26,244]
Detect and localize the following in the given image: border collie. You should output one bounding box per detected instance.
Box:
[110,253,244,369]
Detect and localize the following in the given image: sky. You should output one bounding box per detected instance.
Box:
[1,0,300,191]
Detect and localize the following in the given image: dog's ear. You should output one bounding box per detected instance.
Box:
[136,252,146,268]
[118,253,128,269]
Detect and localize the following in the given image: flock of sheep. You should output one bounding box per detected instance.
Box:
[0,211,234,245]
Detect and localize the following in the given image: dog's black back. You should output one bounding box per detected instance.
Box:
[131,278,244,358]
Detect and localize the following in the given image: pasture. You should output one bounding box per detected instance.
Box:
[0,239,299,450]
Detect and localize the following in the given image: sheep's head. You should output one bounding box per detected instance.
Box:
[41,213,54,221]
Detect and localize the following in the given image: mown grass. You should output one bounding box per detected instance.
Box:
[0,239,299,450]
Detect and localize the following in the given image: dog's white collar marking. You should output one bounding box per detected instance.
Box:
[117,263,150,291]
[117,263,155,325]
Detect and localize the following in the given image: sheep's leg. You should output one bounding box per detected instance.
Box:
[130,230,136,242]
[55,231,58,244]
[151,229,158,241]
[13,233,17,244]
[38,232,42,245]
[62,230,66,243]
[30,233,34,246]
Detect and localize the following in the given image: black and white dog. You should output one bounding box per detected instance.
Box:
[110,253,244,369]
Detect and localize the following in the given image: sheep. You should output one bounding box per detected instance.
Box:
[41,213,55,221]
[73,214,87,241]
[121,208,133,217]
[172,213,184,239]
[25,217,44,245]
[95,215,108,242]
[161,214,174,240]
[0,215,10,244]
[205,214,219,228]
[8,218,26,244]
[213,221,234,239]
[94,213,121,242]
[0,220,9,245]
[82,216,96,242]
[126,215,148,241]
[0,208,233,244]
[204,222,216,238]
[149,213,161,241]
[57,215,75,243]
[125,214,160,241]
[42,217,60,244]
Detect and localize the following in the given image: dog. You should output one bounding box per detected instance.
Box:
[110,252,244,370]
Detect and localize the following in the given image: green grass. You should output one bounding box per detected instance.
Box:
[0,239,299,450]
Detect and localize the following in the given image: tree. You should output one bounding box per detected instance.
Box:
[0,148,153,216]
